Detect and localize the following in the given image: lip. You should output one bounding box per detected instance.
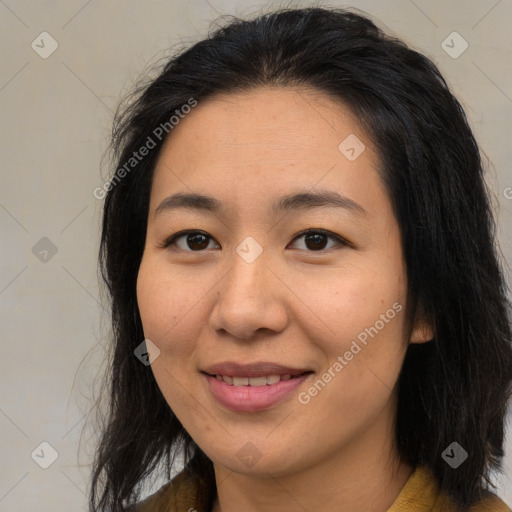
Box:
[202,363,314,412]
[203,361,311,378]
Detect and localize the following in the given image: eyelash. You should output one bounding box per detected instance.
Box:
[160,228,350,253]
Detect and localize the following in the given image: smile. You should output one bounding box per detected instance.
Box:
[203,371,313,412]
[211,374,295,386]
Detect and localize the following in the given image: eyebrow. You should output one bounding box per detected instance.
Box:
[154,189,367,218]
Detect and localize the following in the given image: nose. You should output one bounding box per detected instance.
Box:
[208,248,288,340]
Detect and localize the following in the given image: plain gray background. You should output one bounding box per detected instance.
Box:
[1,0,511,510]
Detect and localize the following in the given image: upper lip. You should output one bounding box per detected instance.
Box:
[203,361,313,378]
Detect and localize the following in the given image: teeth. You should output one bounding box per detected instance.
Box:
[215,373,295,386]
[222,375,233,385]
[266,374,280,385]
[233,376,249,386]
[248,376,267,387]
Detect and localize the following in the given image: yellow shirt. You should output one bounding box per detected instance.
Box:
[131,464,511,512]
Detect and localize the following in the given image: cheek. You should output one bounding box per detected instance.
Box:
[304,249,408,387]
[307,263,406,343]
[137,259,201,415]
[136,258,196,357]
[136,259,167,341]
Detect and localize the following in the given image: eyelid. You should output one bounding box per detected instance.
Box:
[287,228,350,251]
[160,228,351,252]
[160,230,219,251]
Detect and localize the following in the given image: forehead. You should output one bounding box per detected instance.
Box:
[150,86,387,221]
[158,86,369,163]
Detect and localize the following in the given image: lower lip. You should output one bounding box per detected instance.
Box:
[203,373,312,412]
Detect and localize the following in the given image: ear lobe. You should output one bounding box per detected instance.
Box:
[410,304,435,344]
[410,320,435,344]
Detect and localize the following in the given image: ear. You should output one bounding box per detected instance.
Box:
[409,302,435,344]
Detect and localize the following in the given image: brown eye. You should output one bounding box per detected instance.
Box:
[162,228,348,253]
[183,233,210,251]
[163,231,219,251]
[304,232,329,250]
[289,229,348,252]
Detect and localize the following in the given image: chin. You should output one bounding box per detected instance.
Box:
[206,442,307,478]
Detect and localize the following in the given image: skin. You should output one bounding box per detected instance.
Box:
[136,86,434,512]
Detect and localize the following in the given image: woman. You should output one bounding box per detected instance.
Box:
[89,6,512,512]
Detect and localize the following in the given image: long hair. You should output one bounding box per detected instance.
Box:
[89,6,512,511]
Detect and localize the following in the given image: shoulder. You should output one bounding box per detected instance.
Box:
[388,464,511,512]
[128,468,204,512]
[467,491,511,512]
[434,481,511,512]
[125,480,173,512]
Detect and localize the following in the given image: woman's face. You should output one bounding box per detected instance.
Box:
[136,86,432,477]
